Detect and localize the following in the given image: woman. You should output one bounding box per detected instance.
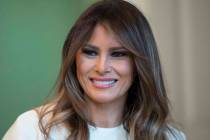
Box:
[3,0,186,140]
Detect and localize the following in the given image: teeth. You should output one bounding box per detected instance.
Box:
[93,80,115,85]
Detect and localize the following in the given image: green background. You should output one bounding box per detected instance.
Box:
[0,0,95,137]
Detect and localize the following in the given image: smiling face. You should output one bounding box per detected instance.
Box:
[76,24,134,105]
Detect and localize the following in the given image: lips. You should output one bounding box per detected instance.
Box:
[90,78,118,89]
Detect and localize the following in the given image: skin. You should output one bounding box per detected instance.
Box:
[76,24,134,128]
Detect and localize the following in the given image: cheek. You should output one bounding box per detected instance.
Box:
[76,54,94,79]
[114,60,133,78]
[75,53,84,80]
[76,57,84,74]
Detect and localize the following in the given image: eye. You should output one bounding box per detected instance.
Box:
[81,48,97,56]
[111,51,128,57]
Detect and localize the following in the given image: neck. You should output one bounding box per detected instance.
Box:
[87,98,126,128]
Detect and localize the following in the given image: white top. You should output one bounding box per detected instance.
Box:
[3,110,186,140]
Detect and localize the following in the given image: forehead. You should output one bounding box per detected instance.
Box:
[88,23,122,48]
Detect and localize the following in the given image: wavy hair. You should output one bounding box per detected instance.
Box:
[38,0,177,139]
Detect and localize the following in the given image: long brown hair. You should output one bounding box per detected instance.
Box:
[38,0,178,139]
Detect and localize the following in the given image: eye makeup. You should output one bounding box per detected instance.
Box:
[81,43,131,58]
[80,43,99,57]
[111,51,129,57]
[81,47,98,57]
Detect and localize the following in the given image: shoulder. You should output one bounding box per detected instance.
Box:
[2,109,43,140]
[166,126,187,140]
[16,109,39,123]
[3,105,69,140]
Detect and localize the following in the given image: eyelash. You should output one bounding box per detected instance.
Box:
[111,51,128,57]
[82,49,97,56]
[81,48,129,58]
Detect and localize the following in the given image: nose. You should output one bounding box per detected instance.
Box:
[95,54,111,75]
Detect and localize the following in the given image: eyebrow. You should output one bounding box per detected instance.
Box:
[84,43,127,51]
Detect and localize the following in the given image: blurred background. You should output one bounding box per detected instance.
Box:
[0,0,209,139]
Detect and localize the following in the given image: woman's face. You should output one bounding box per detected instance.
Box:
[76,24,133,105]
